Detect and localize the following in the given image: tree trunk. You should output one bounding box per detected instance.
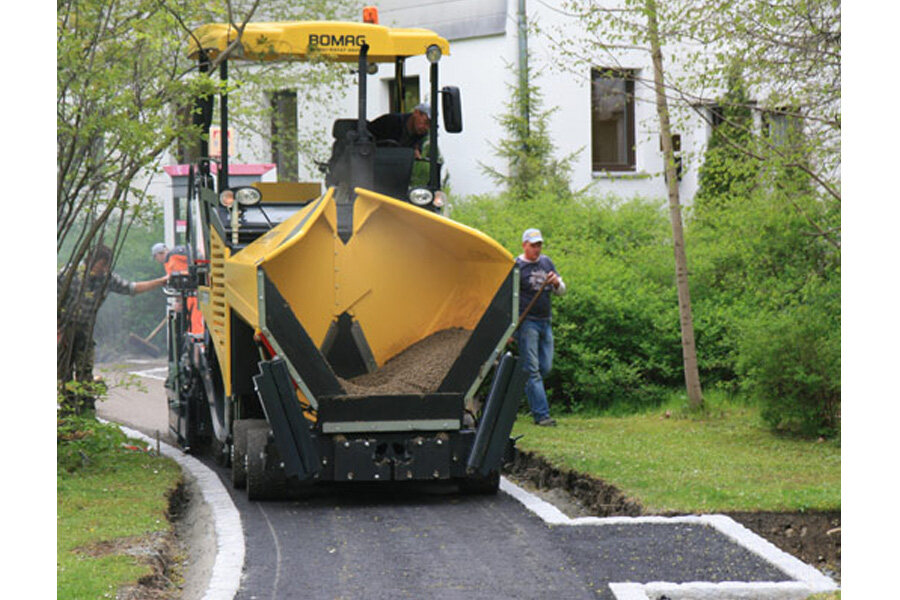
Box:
[644,0,704,410]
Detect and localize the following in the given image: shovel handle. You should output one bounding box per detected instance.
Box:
[145,317,167,342]
[513,277,551,335]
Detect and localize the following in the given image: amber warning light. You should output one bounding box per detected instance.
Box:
[363,6,379,24]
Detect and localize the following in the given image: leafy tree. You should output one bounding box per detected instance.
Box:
[57,0,358,398]
[693,67,758,210]
[686,55,839,436]
[535,0,840,412]
[643,0,704,409]
[541,0,839,243]
[684,0,841,249]
[479,56,580,201]
[534,0,707,408]
[57,0,211,393]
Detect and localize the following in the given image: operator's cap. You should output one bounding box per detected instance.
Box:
[522,228,543,244]
[414,103,431,119]
[151,242,167,258]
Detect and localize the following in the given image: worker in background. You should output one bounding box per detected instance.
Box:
[368,103,431,159]
[516,228,567,427]
[58,244,169,412]
[152,243,204,335]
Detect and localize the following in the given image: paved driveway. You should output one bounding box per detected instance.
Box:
[102,357,837,600]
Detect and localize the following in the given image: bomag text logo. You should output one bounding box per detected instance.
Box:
[308,34,366,50]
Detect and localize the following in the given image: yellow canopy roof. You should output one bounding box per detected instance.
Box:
[188,21,450,63]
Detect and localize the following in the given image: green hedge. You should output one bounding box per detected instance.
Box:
[736,279,840,437]
[452,189,840,435]
[688,188,840,436]
[453,193,682,413]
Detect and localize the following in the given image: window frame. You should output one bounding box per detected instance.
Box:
[590,67,636,172]
[270,89,299,182]
[387,75,421,114]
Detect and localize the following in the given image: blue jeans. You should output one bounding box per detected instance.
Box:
[517,318,554,422]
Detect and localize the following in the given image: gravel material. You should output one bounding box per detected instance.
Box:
[337,328,472,395]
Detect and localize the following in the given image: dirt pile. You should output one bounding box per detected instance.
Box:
[503,450,841,582]
[338,328,471,395]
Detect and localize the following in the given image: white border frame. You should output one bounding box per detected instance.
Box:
[499,477,838,600]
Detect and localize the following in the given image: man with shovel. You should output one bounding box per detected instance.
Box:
[516,228,567,426]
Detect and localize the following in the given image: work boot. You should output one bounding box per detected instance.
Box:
[535,417,557,427]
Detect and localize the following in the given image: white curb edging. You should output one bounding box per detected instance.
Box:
[126,367,168,381]
[116,424,245,600]
[499,476,838,600]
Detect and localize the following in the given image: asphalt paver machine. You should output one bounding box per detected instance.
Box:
[165,12,526,499]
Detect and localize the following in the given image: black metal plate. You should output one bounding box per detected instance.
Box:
[317,393,463,423]
[262,271,344,397]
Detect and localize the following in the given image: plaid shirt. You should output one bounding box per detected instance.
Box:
[58,266,135,328]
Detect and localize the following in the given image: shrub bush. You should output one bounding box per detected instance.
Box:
[454,185,839,434]
[687,186,840,436]
[454,193,681,413]
[57,414,130,474]
[735,276,840,437]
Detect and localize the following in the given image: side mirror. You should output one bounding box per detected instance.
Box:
[442,86,463,133]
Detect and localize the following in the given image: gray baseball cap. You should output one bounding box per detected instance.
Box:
[522,228,543,244]
[151,242,167,257]
[414,103,431,119]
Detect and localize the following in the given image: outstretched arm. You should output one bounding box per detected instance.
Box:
[133,275,169,295]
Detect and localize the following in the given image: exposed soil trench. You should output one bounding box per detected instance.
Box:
[504,449,841,584]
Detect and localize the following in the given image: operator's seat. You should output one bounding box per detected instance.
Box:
[372,147,414,200]
[324,119,358,188]
[332,119,357,149]
[325,118,415,200]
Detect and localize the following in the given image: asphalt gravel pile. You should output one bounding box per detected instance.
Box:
[338,328,471,395]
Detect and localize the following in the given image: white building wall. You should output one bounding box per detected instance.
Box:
[144,0,714,207]
[376,0,710,203]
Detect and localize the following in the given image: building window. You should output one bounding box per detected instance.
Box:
[271,90,298,182]
[387,76,420,113]
[707,103,726,128]
[763,107,802,149]
[591,68,635,171]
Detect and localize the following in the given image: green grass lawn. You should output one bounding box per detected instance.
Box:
[511,400,840,514]
[58,421,183,599]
